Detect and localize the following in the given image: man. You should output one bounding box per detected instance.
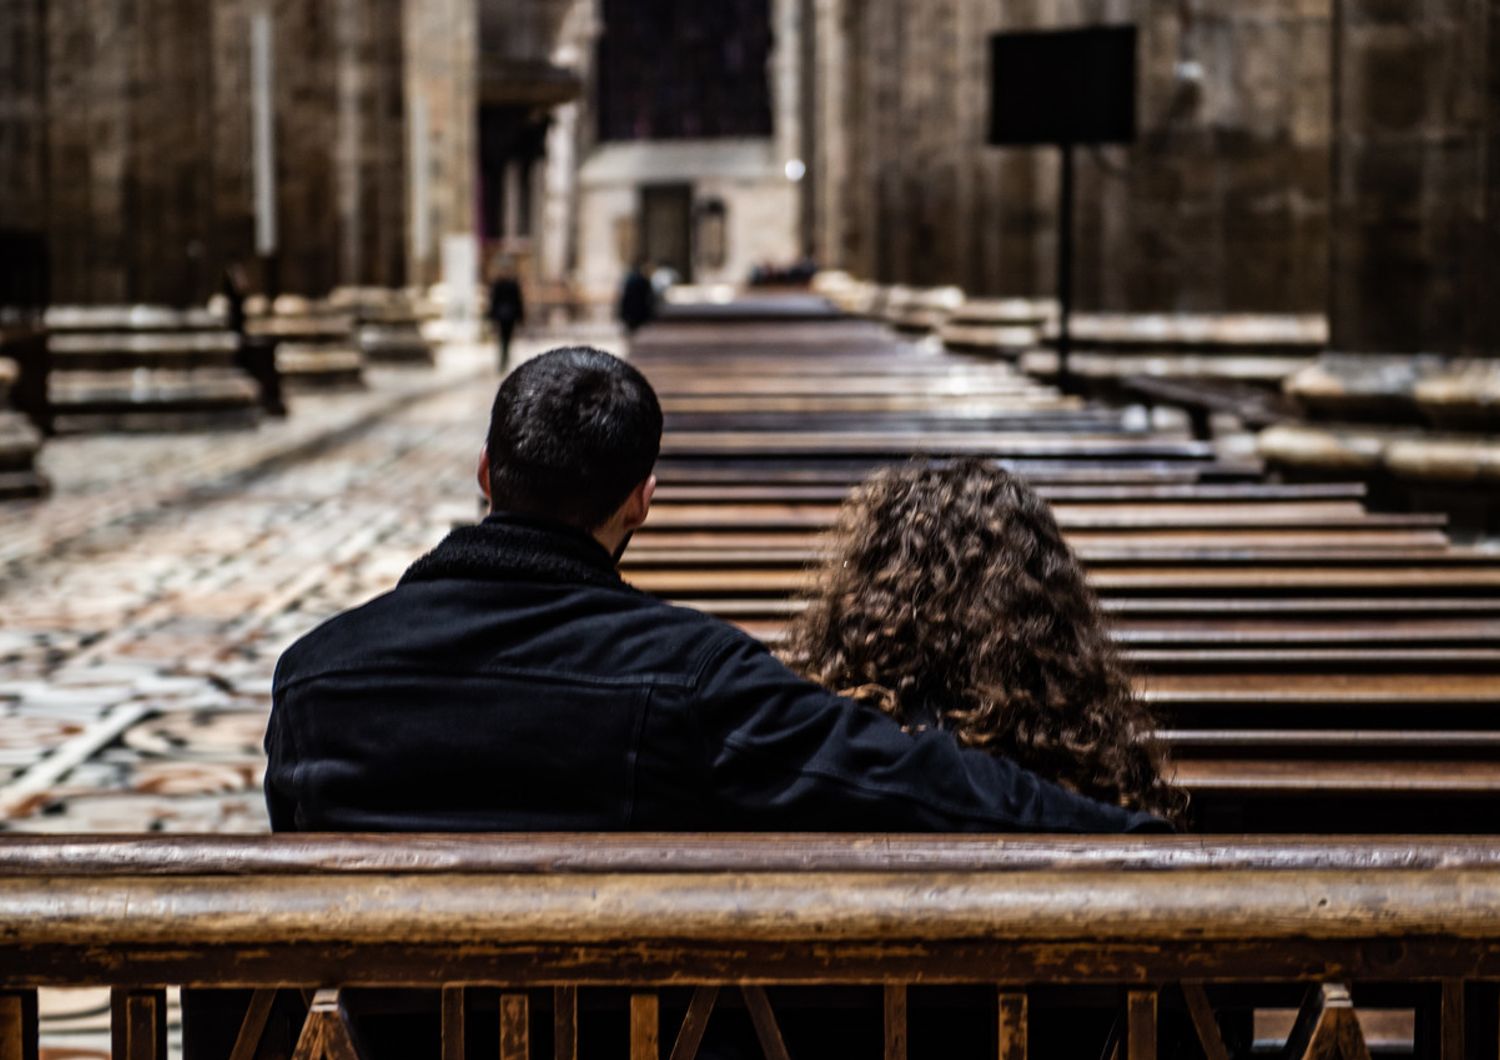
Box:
[488,263,525,372]
[265,346,1162,835]
[618,259,656,334]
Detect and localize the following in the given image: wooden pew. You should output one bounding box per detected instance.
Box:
[621,306,1500,832]
[0,330,48,500]
[330,286,437,366]
[247,296,366,392]
[43,306,266,432]
[1,835,1498,1059]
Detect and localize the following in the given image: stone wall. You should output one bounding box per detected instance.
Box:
[5,0,419,306]
[0,0,48,239]
[1330,0,1500,355]
[816,0,1334,313]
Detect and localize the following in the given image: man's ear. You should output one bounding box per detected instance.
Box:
[475,446,492,501]
[622,474,656,532]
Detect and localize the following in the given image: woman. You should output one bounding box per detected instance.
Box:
[781,459,1187,825]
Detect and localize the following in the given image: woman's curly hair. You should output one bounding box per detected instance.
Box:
[780,459,1187,824]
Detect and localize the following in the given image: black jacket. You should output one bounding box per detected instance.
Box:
[619,271,655,330]
[265,514,1164,833]
[488,278,524,324]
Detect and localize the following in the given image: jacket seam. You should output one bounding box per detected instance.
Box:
[276,662,698,694]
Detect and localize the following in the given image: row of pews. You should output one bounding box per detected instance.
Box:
[3,294,1498,1058]
[622,299,1500,833]
[0,325,48,499]
[4,292,438,441]
[824,273,1500,530]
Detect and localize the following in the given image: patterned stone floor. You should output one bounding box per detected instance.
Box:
[0,336,611,837]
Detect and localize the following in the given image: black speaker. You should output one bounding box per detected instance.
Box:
[988,26,1137,146]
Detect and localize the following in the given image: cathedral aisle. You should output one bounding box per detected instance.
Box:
[0,346,511,834]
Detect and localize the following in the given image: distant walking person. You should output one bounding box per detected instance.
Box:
[489,263,525,372]
[221,265,249,338]
[619,259,656,335]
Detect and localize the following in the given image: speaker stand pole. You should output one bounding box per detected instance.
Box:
[1056,140,1076,395]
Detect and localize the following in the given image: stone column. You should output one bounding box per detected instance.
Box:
[1330,0,1500,355]
[405,0,478,289]
[810,0,850,268]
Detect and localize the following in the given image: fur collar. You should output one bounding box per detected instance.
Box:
[399,512,631,593]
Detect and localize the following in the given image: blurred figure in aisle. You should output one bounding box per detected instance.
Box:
[220,264,250,338]
[619,258,656,335]
[488,259,525,372]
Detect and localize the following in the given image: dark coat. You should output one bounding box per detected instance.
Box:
[488,277,524,324]
[265,514,1165,834]
[619,270,655,330]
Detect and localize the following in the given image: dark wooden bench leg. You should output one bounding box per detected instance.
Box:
[0,990,37,1060]
[9,330,52,437]
[112,988,168,1060]
[1180,983,1230,1060]
[668,986,718,1060]
[1126,989,1157,1060]
[441,986,465,1060]
[741,986,791,1060]
[882,984,906,1060]
[229,989,280,1060]
[630,992,659,1060]
[997,990,1027,1060]
[501,992,530,1060]
[554,987,579,1060]
[1187,405,1213,442]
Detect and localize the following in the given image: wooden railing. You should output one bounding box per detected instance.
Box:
[4,835,1500,1059]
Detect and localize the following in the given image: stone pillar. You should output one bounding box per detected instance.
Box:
[405,0,478,288]
[1330,0,1500,355]
[771,0,806,256]
[810,0,850,267]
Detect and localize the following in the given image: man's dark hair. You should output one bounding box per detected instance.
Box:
[486,346,663,529]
